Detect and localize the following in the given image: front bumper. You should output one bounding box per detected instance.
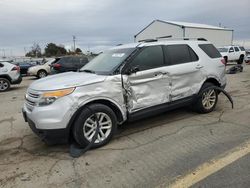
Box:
[22,109,70,145]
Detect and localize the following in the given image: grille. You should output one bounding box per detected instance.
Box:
[25,89,42,111]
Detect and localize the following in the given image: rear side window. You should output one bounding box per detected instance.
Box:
[130,45,164,71]
[240,47,245,51]
[0,63,4,68]
[163,44,198,65]
[199,44,221,58]
[234,47,239,52]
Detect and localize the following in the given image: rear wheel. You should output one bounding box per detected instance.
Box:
[73,104,117,148]
[237,55,244,64]
[37,70,47,79]
[193,82,218,113]
[0,78,10,92]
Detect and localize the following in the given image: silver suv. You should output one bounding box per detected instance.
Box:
[0,61,22,92]
[23,39,226,147]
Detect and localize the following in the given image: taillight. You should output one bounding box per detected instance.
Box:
[53,63,61,68]
[11,66,20,72]
[221,58,226,65]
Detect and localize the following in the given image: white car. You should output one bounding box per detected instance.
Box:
[218,46,246,64]
[0,61,22,92]
[27,58,60,78]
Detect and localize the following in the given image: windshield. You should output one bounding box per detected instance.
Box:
[218,47,228,53]
[80,48,135,75]
[45,59,56,65]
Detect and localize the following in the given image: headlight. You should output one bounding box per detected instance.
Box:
[38,87,75,106]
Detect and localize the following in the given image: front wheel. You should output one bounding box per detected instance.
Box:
[193,83,218,113]
[73,104,117,148]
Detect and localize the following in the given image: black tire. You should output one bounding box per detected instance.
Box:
[193,82,218,114]
[0,78,10,92]
[237,55,244,65]
[224,56,228,65]
[37,70,47,79]
[73,104,117,148]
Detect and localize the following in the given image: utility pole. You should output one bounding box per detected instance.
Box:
[73,35,76,52]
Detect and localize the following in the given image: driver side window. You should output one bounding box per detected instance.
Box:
[130,46,164,71]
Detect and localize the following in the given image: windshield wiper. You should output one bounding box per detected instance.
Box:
[80,69,95,74]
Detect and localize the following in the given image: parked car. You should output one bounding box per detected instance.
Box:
[27,58,61,78]
[218,45,246,64]
[23,39,226,147]
[13,62,35,75]
[50,56,89,74]
[0,62,22,92]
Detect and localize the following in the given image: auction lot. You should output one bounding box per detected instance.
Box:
[0,65,250,188]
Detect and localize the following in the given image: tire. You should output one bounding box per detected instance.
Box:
[37,70,47,79]
[224,56,228,65]
[73,104,117,148]
[0,78,10,92]
[193,82,218,114]
[237,55,244,65]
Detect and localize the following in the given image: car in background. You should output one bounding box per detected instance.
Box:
[13,62,35,75]
[27,58,61,78]
[50,56,88,74]
[0,62,22,92]
[217,45,246,64]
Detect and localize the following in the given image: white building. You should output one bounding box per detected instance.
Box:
[134,20,233,47]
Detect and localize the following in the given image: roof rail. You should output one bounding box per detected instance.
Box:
[138,39,158,43]
[138,37,208,43]
[156,35,172,39]
[158,37,208,41]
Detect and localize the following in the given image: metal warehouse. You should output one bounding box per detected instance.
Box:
[134,20,233,47]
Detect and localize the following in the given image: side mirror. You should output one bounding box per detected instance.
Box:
[229,49,234,53]
[123,66,139,75]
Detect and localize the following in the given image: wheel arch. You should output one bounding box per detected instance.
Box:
[66,98,125,137]
[0,74,11,82]
[204,77,221,87]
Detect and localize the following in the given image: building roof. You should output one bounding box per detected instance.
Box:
[135,19,233,37]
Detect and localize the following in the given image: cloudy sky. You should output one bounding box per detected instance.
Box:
[0,0,249,56]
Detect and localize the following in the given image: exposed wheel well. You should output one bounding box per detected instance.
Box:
[67,99,124,137]
[204,78,220,87]
[86,100,124,123]
[0,75,11,82]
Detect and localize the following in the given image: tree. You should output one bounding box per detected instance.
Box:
[44,43,67,57]
[75,48,82,54]
[25,43,42,57]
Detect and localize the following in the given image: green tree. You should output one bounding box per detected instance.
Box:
[75,48,82,54]
[44,43,67,57]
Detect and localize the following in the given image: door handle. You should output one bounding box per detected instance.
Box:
[196,65,204,69]
[154,72,168,76]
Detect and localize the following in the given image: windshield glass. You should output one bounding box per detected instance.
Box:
[218,47,228,52]
[80,48,135,75]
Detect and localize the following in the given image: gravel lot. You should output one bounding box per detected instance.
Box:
[0,64,250,188]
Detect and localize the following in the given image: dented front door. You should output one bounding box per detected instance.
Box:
[124,45,171,112]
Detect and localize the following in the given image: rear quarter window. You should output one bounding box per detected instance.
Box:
[0,63,4,68]
[199,44,221,58]
[240,47,245,51]
[163,44,199,65]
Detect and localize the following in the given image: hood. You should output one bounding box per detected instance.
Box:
[29,64,49,70]
[29,72,107,91]
[220,52,227,57]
